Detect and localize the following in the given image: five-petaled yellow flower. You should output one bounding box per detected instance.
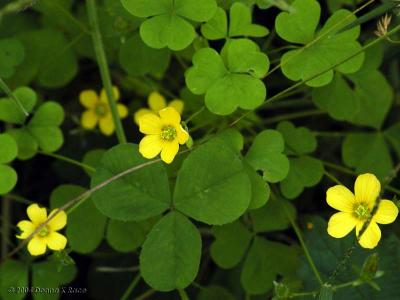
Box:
[327,173,398,249]
[134,91,184,125]
[16,204,68,256]
[80,86,128,136]
[139,107,189,164]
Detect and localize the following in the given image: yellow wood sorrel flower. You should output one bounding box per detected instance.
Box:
[327,173,398,249]
[138,107,189,164]
[134,91,184,125]
[80,86,128,136]
[16,204,67,256]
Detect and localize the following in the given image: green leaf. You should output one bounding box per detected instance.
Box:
[385,123,400,158]
[106,218,155,253]
[342,133,393,180]
[31,261,77,300]
[245,129,289,183]
[210,220,252,268]
[250,195,296,232]
[50,185,107,254]
[276,0,364,87]
[0,38,25,78]
[0,86,37,125]
[122,0,217,50]
[241,237,299,294]
[174,138,251,225]
[280,156,324,199]
[7,128,38,160]
[82,149,105,176]
[245,164,270,209]
[185,39,269,115]
[197,285,237,300]
[140,211,202,291]
[28,102,65,153]
[91,144,170,221]
[0,164,17,195]
[0,260,28,300]
[229,3,269,37]
[201,7,228,40]
[275,0,320,44]
[277,121,317,155]
[119,33,171,76]
[0,133,18,164]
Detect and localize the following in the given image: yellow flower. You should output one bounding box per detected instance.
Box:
[327,173,398,249]
[134,91,184,125]
[16,204,68,256]
[139,107,189,164]
[80,86,128,136]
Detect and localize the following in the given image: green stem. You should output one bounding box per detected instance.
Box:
[38,150,95,173]
[1,197,10,259]
[185,106,205,123]
[263,109,326,124]
[135,289,156,300]
[6,194,34,205]
[86,0,127,144]
[0,77,28,116]
[324,170,344,185]
[178,289,189,300]
[120,273,141,300]
[279,195,323,285]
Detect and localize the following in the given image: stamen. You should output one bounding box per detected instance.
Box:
[354,203,370,220]
[95,103,108,117]
[38,226,49,237]
[161,126,177,141]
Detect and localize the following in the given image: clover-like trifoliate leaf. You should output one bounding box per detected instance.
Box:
[185,39,269,115]
[0,86,37,125]
[245,129,289,183]
[0,38,25,79]
[385,123,400,158]
[312,44,393,128]
[0,133,18,164]
[210,220,252,269]
[201,3,268,40]
[140,211,202,291]
[280,156,324,199]
[174,137,251,225]
[50,185,107,254]
[277,121,317,155]
[276,0,364,87]
[245,163,270,209]
[342,133,393,181]
[7,128,38,160]
[0,165,17,195]
[241,237,299,294]
[91,144,170,221]
[0,260,28,300]
[119,33,171,76]
[122,0,217,50]
[197,285,236,300]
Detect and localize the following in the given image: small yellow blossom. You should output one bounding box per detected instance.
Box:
[80,86,128,136]
[138,107,189,164]
[327,173,398,249]
[134,91,184,125]
[16,204,68,256]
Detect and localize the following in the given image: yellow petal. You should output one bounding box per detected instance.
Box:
[27,204,47,225]
[117,104,129,119]
[139,113,162,135]
[148,91,166,112]
[16,220,35,239]
[177,125,189,145]
[47,209,67,231]
[139,135,163,159]
[326,185,355,212]
[100,86,120,103]
[99,116,115,136]
[161,141,179,164]
[80,90,98,109]
[134,108,154,125]
[27,236,47,256]
[374,199,399,224]
[327,212,357,238]
[168,99,184,114]
[81,110,98,129]
[46,232,67,251]
[356,221,381,249]
[354,173,381,209]
[159,107,181,125]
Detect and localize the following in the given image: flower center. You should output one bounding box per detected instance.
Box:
[161,125,177,141]
[38,225,49,237]
[353,203,370,220]
[95,103,108,117]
